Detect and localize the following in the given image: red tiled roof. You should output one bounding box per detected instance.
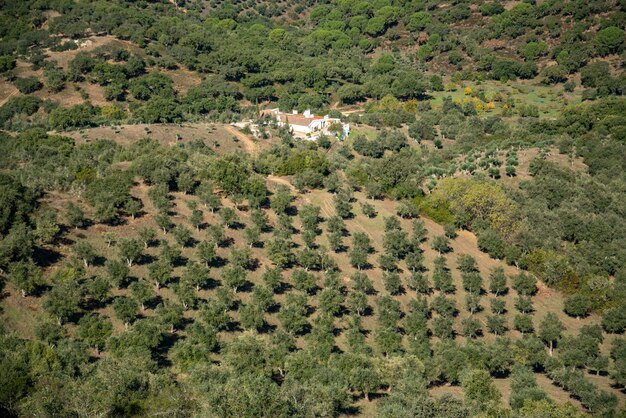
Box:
[265,109,340,128]
[277,114,314,127]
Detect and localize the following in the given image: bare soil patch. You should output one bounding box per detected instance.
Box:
[58,123,272,155]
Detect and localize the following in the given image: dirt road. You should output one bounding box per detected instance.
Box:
[225,125,259,156]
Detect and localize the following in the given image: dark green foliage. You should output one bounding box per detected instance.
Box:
[0,56,16,73]
[489,267,508,296]
[351,272,374,295]
[118,238,142,267]
[8,259,42,297]
[49,103,97,130]
[222,265,247,293]
[601,305,626,334]
[461,368,501,411]
[432,295,456,317]
[383,272,402,295]
[77,313,112,352]
[563,294,592,318]
[509,366,547,409]
[431,235,451,254]
[462,317,482,339]
[538,312,563,355]
[360,202,376,218]
[44,278,81,325]
[595,26,625,56]
[490,298,506,315]
[278,293,308,335]
[136,98,182,123]
[334,188,352,219]
[14,77,43,94]
[113,297,139,327]
[130,73,174,101]
[433,256,454,293]
[0,95,42,127]
[349,232,371,270]
[548,367,617,415]
[407,272,429,294]
[105,259,129,288]
[65,202,86,229]
[44,67,66,93]
[514,314,534,334]
[513,272,537,296]
[515,296,534,314]
[465,294,482,315]
[486,315,507,336]
[432,316,454,339]
[72,240,96,267]
[462,272,483,295]
[477,229,505,259]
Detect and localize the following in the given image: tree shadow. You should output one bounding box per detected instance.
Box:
[226,320,242,333]
[362,306,374,317]
[276,282,292,295]
[155,332,183,368]
[171,255,188,268]
[145,295,163,310]
[218,237,234,248]
[91,255,107,267]
[295,323,312,337]
[227,221,246,230]
[237,280,255,293]
[211,256,227,268]
[201,277,220,290]
[137,254,157,266]
[182,237,199,248]
[259,322,277,334]
[31,283,52,298]
[267,302,281,314]
[33,247,62,268]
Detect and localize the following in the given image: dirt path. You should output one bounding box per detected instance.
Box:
[225,125,259,156]
[0,85,19,107]
[266,175,297,193]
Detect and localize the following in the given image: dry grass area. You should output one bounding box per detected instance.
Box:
[58,123,272,155]
[46,35,146,70]
[1,287,45,340]
[0,78,20,107]
[161,68,202,95]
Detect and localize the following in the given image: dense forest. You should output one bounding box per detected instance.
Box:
[0,0,625,417]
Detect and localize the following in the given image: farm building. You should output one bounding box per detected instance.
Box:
[264,108,349,140]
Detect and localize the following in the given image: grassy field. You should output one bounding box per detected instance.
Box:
[58,123,271,156]
[429,79,582,119]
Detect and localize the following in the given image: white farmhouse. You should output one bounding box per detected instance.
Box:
[264,108,349,140]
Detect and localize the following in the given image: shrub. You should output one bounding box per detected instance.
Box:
[563,294,592,318]
[0,55,16,73]
[14,77,43,94]
[49,103,97,130]
[595,26,625,56]
[477,229,506,259]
